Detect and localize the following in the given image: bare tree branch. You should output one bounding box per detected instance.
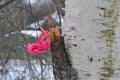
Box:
[0,0,15,9]
[52,0,65,16]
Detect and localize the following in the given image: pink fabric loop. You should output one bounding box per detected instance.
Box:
[27,31,51,55]
[37,30,48,42]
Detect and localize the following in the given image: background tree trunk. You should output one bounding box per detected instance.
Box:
[63,0,120,80]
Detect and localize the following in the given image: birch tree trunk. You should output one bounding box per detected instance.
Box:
[63,0,120,80]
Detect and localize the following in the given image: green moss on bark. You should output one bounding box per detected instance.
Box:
[100,0,118,79]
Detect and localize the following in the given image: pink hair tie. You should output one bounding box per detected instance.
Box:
[27,31,51,55]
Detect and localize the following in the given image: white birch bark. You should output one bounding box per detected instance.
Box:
[63,0,120,80]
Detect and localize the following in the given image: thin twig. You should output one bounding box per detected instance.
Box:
[28,0,45,32]
[16,6,45,31]
[0,0,15,9]
[0,44,13,73]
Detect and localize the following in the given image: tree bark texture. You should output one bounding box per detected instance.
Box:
[63,0,120,80]
[51,40,78,80]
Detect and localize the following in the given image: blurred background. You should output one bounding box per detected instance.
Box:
[0,0,65,80]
